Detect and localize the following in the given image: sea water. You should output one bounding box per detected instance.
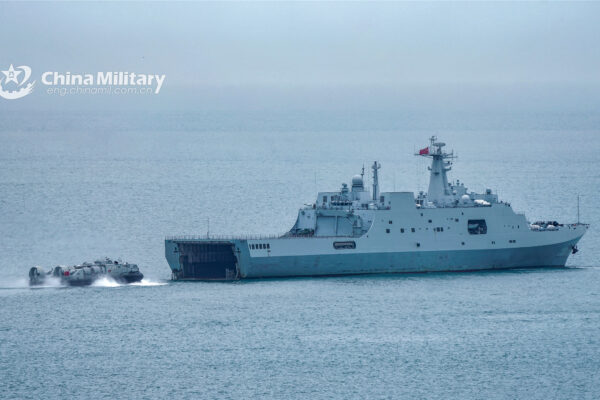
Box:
[1,110,599,399]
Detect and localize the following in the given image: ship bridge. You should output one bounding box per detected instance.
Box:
[288,137,501,238]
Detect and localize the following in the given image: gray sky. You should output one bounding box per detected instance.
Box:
[1,2,599,111]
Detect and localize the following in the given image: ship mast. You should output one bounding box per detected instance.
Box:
[371,161,381,201]
[416,136,456,206]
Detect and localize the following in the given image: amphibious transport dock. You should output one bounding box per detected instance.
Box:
[165,137,588,280]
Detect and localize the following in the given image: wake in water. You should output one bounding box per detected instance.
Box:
[91,277,121,287]
[0,276,65,289]
[0,277,167,290]
[91,277,167,288]
[130,279,167,287]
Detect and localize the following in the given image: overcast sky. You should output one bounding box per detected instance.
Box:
[1,2,599,112]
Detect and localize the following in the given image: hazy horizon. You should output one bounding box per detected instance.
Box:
[1,2,599,114]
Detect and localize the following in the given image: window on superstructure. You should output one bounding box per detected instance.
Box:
[401,228,404,233]
[386,229,390,233]
[323,196,327,204]
[388,220,392,224]
[411,228,415,233]
[467,219,487,235]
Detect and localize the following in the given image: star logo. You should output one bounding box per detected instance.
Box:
[2,64,22,84]
[0,64,35,100]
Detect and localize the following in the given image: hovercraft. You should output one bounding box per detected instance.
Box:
[29,258,143,286]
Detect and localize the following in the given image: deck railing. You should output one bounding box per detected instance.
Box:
[165,233,358,241]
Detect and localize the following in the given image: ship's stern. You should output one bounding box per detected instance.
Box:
[165,238,242,280]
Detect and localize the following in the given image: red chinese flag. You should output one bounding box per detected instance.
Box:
[419,147,429,155]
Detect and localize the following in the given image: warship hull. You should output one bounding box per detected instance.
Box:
[165,228,585,280]
[165,138,588,281]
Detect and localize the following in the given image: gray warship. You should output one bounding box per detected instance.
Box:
[29,258,143,286]
[165,137,588,280]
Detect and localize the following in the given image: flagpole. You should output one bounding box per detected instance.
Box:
[577,194,580,224]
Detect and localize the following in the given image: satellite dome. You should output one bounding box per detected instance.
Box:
[461,194,470,204]
[351,175,364,190]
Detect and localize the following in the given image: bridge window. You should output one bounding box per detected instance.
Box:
[333,241,356,250]
[468,219,487,235]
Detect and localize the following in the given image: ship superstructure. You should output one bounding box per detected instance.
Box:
[165,137,588,280]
